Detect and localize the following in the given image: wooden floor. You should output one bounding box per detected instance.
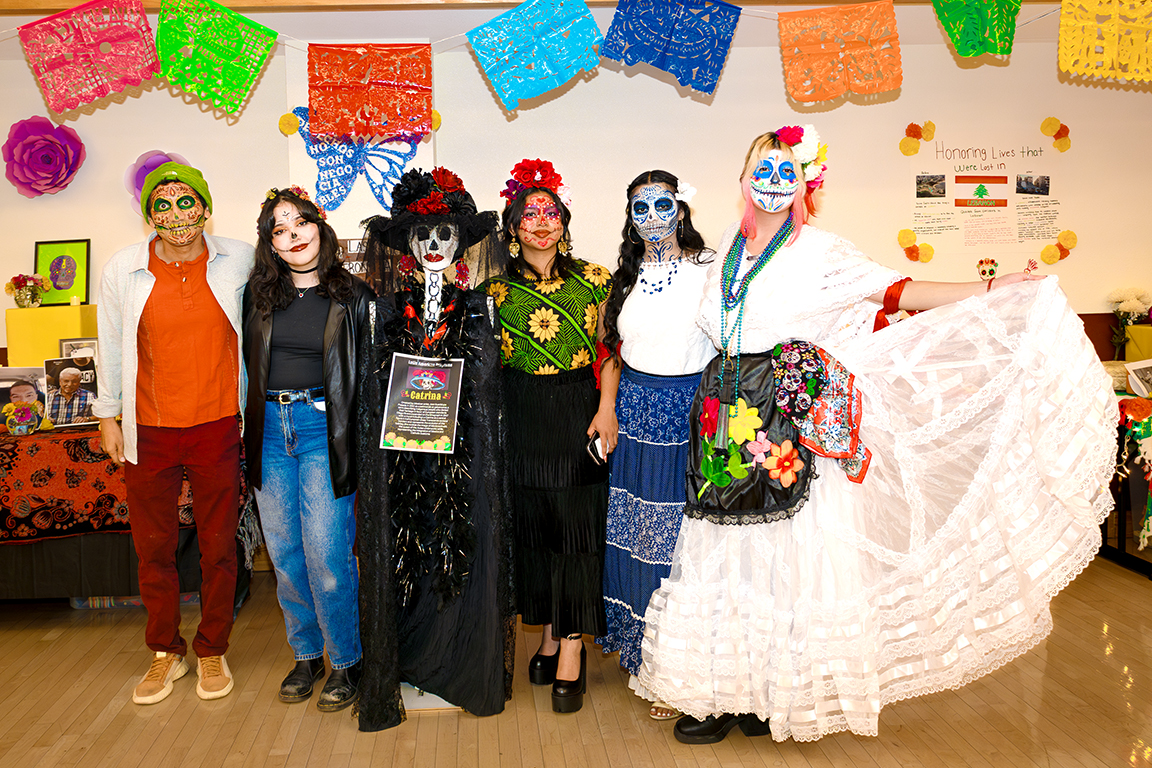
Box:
[2,558,1151,768]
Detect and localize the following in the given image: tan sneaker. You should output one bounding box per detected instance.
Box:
[196,655,234,700]
[133,651,189,705]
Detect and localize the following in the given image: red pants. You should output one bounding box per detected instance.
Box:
[125,416,241,657]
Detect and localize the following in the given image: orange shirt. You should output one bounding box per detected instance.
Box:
[136,240,239,427]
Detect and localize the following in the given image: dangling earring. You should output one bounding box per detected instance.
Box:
[677,220,684,237]
[557,238,569,255]
[509,240,520,257]
[627,227,641,245]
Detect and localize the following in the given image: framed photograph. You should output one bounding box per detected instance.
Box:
[0,367,48,409]
[34,239,91,306]
[1125,359,1152,398]
[60,337,98,360]
[43,356,97,427]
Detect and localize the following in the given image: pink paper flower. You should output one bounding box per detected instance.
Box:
[124,150,190,215]
[776,125,804,146]
[745,431,772,464]
[3,116,86,198]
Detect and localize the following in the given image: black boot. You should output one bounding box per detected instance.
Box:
[551,638,586,713]
[279,658,325,703]
[317,660,361,712]
[673,713,770,744]
[528,647,560,685]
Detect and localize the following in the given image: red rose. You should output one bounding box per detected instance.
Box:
[398,254,418,274]
[905,123,923,140]
[510,158,562,191]
[700,396,720,438]
[432,167,464,193]
[776,126,804,146]
[408,190,450,215]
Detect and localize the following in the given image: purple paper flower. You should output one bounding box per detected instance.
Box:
[123,150,190,215]
[2,116,86,198]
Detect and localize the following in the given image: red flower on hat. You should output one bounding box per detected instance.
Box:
[510,159,562,192]
[776,126,804,146]
[432,167,464,193]
[408,190,450,215]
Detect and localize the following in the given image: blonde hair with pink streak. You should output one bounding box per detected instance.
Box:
[738,131,816,244]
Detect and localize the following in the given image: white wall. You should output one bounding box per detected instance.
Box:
[1,5,1150,346]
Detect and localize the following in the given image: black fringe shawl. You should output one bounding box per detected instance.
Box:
[355,281,516,730]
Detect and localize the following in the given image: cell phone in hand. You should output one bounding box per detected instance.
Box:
[586,431,606,465]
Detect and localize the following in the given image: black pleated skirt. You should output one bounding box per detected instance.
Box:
[504,366,608,637]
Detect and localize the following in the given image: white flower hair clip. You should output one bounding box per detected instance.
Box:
[674,180,697,203]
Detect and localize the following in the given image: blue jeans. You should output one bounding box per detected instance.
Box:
[255,397,361,669]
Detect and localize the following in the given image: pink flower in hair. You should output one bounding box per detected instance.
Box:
[776,125,804,146]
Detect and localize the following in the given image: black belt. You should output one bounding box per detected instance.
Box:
[266,387,324,404]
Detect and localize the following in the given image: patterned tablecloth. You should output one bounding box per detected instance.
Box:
[0,426,193,544]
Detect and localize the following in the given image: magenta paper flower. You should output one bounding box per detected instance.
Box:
[123,149,190,215]
[2,116,86,198]
[776,125,804,147]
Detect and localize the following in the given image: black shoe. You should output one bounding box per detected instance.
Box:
[673,713,770,744]
[551,641,586,713]
[528,647,560,686]
[278,658,325,703]
[317,660,361,712]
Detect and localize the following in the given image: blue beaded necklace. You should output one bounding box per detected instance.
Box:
[715,213,794,445]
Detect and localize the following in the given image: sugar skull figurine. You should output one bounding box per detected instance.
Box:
[977,258,998,281]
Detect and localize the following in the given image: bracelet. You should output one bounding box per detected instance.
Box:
[986,277,994,293]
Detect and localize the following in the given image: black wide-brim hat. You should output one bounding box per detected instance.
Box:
[363,167,497,257]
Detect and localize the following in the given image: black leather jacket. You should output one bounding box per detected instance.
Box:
[242,280,375,498]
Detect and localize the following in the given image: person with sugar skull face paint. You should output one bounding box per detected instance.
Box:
[635,127,1114,745]
[595,170,714,722]
[94,162,254,706]
[242,186,374,712]
[356,167,514,730]
[481,159,614,715]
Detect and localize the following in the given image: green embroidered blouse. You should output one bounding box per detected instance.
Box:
[482,259,613,375]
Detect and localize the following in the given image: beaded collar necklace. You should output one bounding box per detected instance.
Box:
[714,213,794,446]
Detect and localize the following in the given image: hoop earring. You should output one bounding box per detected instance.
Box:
[627,227,642,245]
[557,238,569,255]
[509,240,520,257]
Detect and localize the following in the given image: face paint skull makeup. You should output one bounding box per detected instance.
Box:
[148,182,209,247]
[749,150,800,214]
[630,183,680,243]
[517,192,563,253]
[408,222,460,273]
[271,202,321,272]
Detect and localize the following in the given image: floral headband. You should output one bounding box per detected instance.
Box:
[500,158,573,207]
[774,125,828,193]
[265,185,328,220]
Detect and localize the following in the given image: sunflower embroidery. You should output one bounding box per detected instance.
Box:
[535,363,560,375]
[536,277,563,295]
[570,348,591,369]
[584,304,599,337]
[500,328,514,360]
[528,307,560,342]
[486,281,508,307]
[583,263,610,287]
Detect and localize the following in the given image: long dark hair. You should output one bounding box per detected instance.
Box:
[499,187,574,281]
[602,170,712,356]
[250,189,356,316]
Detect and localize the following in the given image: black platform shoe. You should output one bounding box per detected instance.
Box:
[551,639,587,713]
[673,713,771,744]
[317,660,361,712]
[279,658,326,703]
[528,647,560,686]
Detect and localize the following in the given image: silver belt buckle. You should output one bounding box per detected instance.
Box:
[277,391,295,404]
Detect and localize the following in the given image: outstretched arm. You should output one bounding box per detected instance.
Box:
[868,272,1046,312]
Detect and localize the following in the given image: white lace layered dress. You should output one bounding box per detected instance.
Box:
[635,224,1117,742]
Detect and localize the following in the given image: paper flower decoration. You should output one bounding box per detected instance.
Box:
[897,228,934,262]
[1040,116,1071,152]
[899,120,935,155]
[1058,0,1152,83]
[123,150,190,215]
[1041,229,1078,264]
[3,116,86,199]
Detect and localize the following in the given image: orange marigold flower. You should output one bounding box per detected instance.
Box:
[1053,124,1070,141]
[904,245,921,261]
[905,123,923,140]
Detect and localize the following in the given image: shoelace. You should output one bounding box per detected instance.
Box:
[200,656,223,678]
[143,654,176,682]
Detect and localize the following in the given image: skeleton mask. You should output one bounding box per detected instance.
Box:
[749,150,799,214]
[630,183,680,243]
[408,223,460,273]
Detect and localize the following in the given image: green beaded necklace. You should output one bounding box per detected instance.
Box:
[714,213,795,447]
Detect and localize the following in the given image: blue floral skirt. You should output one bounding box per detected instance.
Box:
[597,364,701,675]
